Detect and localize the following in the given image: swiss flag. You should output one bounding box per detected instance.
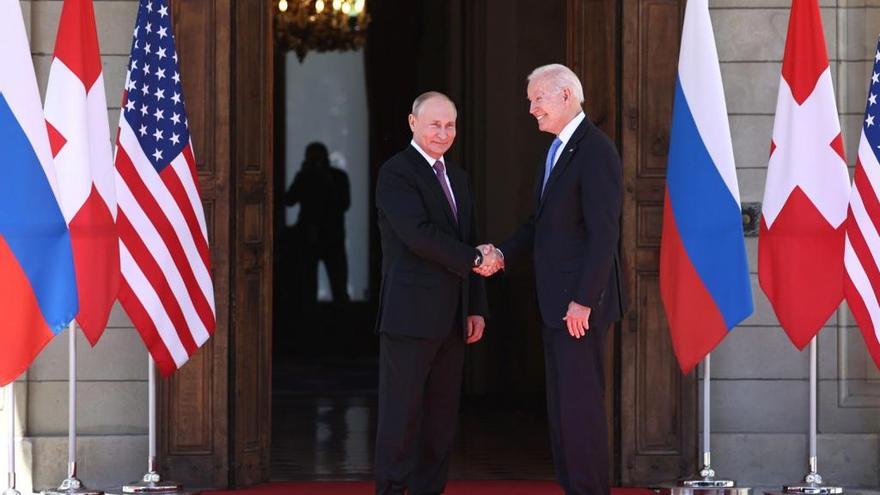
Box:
[758,0,850,349]
[43,0,119,344]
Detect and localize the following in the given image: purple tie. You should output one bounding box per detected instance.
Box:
[432,161,458,223]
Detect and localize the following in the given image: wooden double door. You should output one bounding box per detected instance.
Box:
[160,0,695,488]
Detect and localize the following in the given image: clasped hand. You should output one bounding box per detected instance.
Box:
[473,244,504,277]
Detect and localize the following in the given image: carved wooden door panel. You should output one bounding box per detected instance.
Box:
[566,0,621,481]
[160,0,232,488]
[229,0,274,487]
[619,0,697,484]
[160,0,273,488]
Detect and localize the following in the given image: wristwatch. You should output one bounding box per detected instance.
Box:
[473,249,483,267]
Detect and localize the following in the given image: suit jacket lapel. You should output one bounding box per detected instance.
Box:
[405,146,460,233]
[536,119,592,218]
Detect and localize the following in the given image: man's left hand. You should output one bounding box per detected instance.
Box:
[562,301,591,338]
[467,315,485,344]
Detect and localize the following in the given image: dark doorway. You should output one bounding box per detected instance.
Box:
[163,0,700,488]
[270,0,569,483]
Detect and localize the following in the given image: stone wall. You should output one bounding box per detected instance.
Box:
[2,0,878,492]
[706,0,880,489]
[11,1,146,492]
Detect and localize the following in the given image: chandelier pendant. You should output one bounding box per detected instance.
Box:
[274,0,370,61]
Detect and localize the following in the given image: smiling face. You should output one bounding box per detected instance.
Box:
[409,97,457,159]
[527,78,576,136]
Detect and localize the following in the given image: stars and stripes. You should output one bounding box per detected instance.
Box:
[844,36,880,370]
[114,0,215,375]
[44,0,119,344]
[758,0,850,349]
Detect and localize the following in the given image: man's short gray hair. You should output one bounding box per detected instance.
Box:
[527,64,584,105]
[411,91,457,117]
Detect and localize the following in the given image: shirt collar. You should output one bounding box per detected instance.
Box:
[557,111,586,147]
[411,139,445,168]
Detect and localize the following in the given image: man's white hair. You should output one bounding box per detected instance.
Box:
[527,64,584,105]
[411,91,457,117]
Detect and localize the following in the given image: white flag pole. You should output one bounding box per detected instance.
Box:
[679,353,740,490]
[69,322,75,474]
[149,357,156,473]
[783,336,842,494]
[702,353,714,477]
[3,384,19,495]
[120,356,181,494]
[43,323,102,495]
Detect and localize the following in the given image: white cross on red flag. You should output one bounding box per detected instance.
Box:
[758,0,850,349]
[44,0,119,344]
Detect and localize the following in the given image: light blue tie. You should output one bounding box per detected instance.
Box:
[542,137,563,194]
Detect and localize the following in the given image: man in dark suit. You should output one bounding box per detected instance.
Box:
[476,64,626,495]
[284,142,351,308]
[373,91,496,495]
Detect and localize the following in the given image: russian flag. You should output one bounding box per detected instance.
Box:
[0,2,79,385]
[659,0,753,374]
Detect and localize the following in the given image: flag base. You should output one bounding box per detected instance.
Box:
[681,480,737,489]
[104,488,194,495]
[120,472,182,494]
[783,471,843,494]
[782,484,843,494]
[656,485,751,495]
[4,471,21,495]
[680,466,737,489]
[42,476,103,495]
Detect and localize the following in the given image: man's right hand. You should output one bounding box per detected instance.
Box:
[473,244,504,277]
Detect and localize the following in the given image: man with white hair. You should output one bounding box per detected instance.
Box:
[477,64,625,495]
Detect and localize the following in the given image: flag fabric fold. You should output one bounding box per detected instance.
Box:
[44,0,119,345]
[0,2,79,385]
[660,0,753,374]
[115,0,216,375]
[844,35,880,370]
[758,0,850,350]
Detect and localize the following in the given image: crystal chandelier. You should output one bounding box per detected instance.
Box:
[274,0,370,61]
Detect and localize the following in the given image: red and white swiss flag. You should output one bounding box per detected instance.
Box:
[758,0,851,350]
[44,0,119,344]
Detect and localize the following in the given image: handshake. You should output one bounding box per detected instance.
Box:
[473,244,505,277]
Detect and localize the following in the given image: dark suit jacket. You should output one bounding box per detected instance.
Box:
[375,145,488,339]
[500,117,626,331]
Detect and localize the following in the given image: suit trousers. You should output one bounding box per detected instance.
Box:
[542,324,609,495]
[374,328,465,495]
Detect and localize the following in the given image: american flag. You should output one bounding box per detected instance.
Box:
[844,35,880,370]
[114,0,215,376]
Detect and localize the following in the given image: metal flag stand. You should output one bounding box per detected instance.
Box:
[119,357,181,494]
[4,384,20,495]
[782,337,842,495]
[43,323,103,495]
[660,354,750,495]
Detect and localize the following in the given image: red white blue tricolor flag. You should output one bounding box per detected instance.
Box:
[44,0,119,345]
[660,0,753,374]
[0,2,79,385]
[759,0,849,350]
[843,35,880,370]
[115,0,216,376]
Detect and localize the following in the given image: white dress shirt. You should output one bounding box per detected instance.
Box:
[411,139,457,209]
[550,111,586,169]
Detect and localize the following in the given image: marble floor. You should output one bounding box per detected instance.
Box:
[270,358,556,481]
